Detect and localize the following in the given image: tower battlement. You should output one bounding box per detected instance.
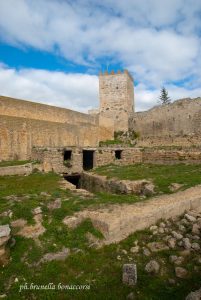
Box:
[99,69,133,81]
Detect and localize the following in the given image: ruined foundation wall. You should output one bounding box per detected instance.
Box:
[130,98,201,147]
[141,148,201,164]
[95,148,142,167]
[32,147,83,174]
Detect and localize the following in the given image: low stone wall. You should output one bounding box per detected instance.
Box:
[71,185,201,245]
[142,148,201,164]
[81,172,153,195]
[0,163,33,176]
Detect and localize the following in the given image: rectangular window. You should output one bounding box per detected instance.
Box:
[115,150,122,160]
[64,150,72,161]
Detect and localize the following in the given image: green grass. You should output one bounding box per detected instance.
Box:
[0,172,60,198]
[93,163,201,194]
[0,160,34,167]
[0,170,201,299]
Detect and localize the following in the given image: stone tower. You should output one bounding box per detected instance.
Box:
[99,70,134,132]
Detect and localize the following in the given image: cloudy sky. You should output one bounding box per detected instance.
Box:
[0,0,201,112]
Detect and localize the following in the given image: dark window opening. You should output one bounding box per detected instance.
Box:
[64,174,81,189]
[64,150,72,161]
[115,150,122,160]
[83,150,94,170]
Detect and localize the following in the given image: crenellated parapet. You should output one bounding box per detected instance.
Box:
[99,69,133,81]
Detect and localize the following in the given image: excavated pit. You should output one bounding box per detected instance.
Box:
[63,174,81,189]
[63,172,155,196]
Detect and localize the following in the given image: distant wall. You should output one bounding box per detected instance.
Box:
[130,98,201,147]
[0,96,97,125]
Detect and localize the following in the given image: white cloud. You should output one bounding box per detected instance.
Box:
[1,64,201,114]
[0,0,201,111]
[0,64,99,112]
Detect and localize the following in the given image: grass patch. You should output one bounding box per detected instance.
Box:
[93,163,201,194]
[0,172,60,198]
[0,160,37,167]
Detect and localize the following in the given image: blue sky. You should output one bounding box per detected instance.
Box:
[0,0,201,112]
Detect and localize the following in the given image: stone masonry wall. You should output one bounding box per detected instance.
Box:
[0,96,114,161]
[0,115,100,161]
[0,96,97,126]
[99,70,134,131]
[31,146,201,174]
[130,98,201,147]
[95,148,142,167]
[0,163,33,176]
[142,148,201,164]
[32,147,83,173]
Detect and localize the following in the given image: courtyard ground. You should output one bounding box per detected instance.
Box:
[0,164,201,299]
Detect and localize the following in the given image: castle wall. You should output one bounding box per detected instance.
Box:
[0,96,114,161]
[129,98,201,147]
[0,96,97,125]
[0,115,100,161]
[99,70,134,131]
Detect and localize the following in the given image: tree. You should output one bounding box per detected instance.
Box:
[158,87,171,105]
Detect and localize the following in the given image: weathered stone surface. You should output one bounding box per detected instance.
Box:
[167,237,176,249]
[147,242,169,252]
[175,267,188,278]
[11,219,27,228]
[39,247,70,264]
[169,183,184,192]
[143,247,151,256]
[143,183,155,196]
[0,225,11,265]
[122,264,137,286]
[130,246,139,254]
[63,215,84,229]
[0,225,11,238]
[183,238,192,250]
[150,225,158,232]
[47,199,61,210]
[191,243,200,251]
[18,214,45,239]
[145,260,160,274]
[186,288,201,300]
[169,255,178,263]
[185,214,197,223]
[172,231,183,240]
[0,163,32,176]
[192,224,200,235]
[174,257,184,266]
[32,207,42,215]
